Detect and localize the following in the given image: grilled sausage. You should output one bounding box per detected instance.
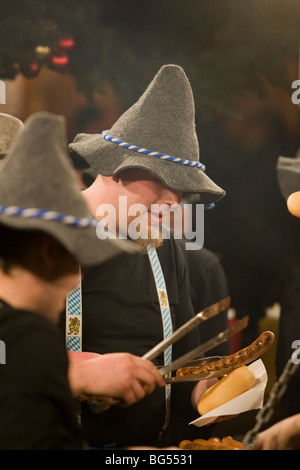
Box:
[176,330,274,376]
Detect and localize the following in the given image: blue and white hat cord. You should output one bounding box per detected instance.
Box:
[0,205,98,228]
[102,130,206,171]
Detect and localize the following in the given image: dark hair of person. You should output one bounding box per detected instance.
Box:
[0,223,74,277]
[0,224,42,273]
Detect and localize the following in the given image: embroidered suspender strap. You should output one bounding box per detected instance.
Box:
[147,244,173,433]
[66,268,82,352]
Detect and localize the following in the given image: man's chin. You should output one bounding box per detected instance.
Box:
[135,235,164,252]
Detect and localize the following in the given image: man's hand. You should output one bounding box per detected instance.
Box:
[191,377,218,409]
[68,351,165,406]
[251,414,300,450]
[191,378,237,424]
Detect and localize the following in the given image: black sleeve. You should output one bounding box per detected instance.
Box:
[166,239,201,421]
[171,237,200,359]
[1,325,83,450]
[161,240,215,444]
[176,241,230,356]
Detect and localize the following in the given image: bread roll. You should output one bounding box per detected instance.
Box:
[197,365,256,415]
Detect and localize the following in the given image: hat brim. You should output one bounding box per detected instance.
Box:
[277,155,300,199]
[70,133,225,205]
[0,215,140,267]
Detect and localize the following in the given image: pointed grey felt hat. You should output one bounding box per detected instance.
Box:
[69,64,225,205]
[0,111,138,266]
[0,113,24,159]
[277,149,300,199]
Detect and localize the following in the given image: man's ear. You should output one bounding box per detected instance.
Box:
[41,235,79,279]
[42,235,62,266]
[111,173,120,183]
[31,234,59,278]
[29,234,75,281]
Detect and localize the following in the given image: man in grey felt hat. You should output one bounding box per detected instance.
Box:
[68,64,226,448]
[0,111,164,450]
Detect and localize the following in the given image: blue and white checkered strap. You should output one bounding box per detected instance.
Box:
[66,269,82,352]
[102,130,206,170]
[147,244,172,432]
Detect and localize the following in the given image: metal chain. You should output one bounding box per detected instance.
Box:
[243,345,300,449]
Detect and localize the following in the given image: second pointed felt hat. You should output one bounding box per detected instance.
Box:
[69,64,225,205]
[0,112,138,266]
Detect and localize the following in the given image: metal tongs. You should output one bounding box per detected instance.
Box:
[90,297,248,413]
[162,315,249,383]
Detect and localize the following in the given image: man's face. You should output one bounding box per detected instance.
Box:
[103,168,182,249]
